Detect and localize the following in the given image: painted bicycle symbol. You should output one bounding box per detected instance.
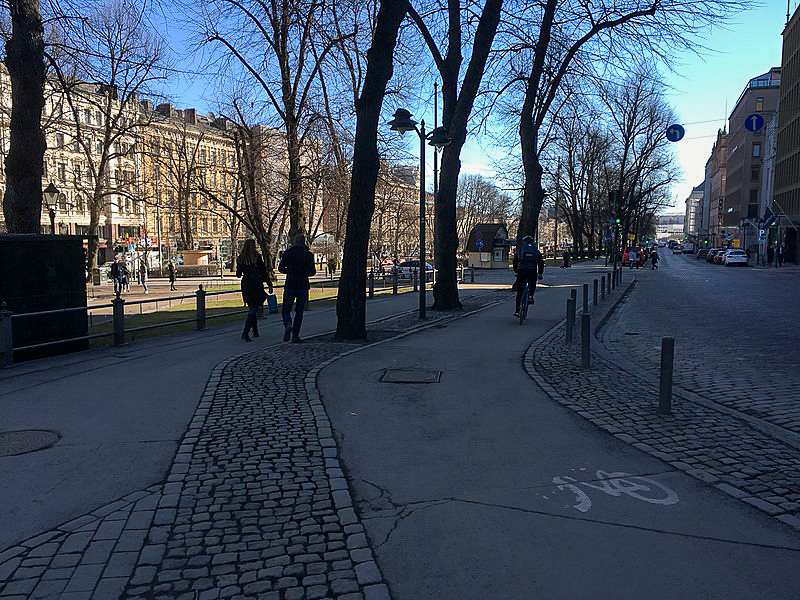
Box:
[552,470,678,513]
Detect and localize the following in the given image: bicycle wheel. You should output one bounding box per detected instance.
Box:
[519,283,528,325]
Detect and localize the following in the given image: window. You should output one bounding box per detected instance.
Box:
[751,164,760,181]
[211,150,216,165]
[56,132,65,147]
[84,108,91,124]
[95,111,102,125]
[72,138,79,152]
[752,142,761,157]
[212,218,218,233]
[199,148,206,163]
[58,162,66,181]
[212,171,217,186]
[756,97,764,111]
[749,189,758,204]
[43,161,48,178]
[76,196,84,212]
[58,193,67,210]
[75,168,81,183]
[96,140,103,155]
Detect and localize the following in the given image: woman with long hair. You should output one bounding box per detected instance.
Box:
[236,239,273,341]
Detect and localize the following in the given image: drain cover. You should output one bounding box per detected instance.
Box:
[380,369,441,384]
[0,430,60,457]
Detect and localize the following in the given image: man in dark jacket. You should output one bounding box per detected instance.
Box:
[278,234,316,342]
[513,236,545,316]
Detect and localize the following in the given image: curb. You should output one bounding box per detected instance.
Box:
[522,279,800,532]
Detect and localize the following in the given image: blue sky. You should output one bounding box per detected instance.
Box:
[162,1,795,213]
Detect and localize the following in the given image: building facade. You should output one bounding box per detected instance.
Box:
[656,214,685,239]
[707,130,729,246]
[684,182,704,237]
[774,4,800,262]
[723,68,781,235]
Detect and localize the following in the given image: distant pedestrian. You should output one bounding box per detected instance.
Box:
[168,260,177,291]
[561,250,571,268]
[279,234,316,343]
[628,248,637,268]
[139,262,148,293]
[777,244,786,266]
[650,249,659,270]
[110,257,123,295]
[328,255,337,278]
[767,245,774,266]
[120,261,130,292]
[236,239,272,342]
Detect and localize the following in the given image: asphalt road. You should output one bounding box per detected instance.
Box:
[318,268,800,599]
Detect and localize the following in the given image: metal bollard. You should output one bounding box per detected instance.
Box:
[593,279,598,306]
[570,288,577,307]
[369,272,375,298]
[611,270,616,289]
[413,269,418,292]
[196,284,207,331]
[600,276,605,301]
[582,283,589,313]
[0,301,13,367]
[618,267,623,283]
[581,313,590,368]
[112,293,125,346]
[659,337,675,415]
[566,298,575,344]
[392,271,398,295]
[471,268,475,283]
[607,273,612,293]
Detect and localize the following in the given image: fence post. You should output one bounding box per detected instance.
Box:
[593,279,598,306]
[566,298,575,344]
[581,313,591,368]
[369,271,375,299]
[112,293,125,346]
[0,302,13,367]
[392,270,398,295]
[196,284,207,331]
[659,337,675,415]
[582,283,589,313]
[413,269,418,292]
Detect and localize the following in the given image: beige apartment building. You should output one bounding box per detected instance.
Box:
[723,68,781,237]
[703,129,728,246]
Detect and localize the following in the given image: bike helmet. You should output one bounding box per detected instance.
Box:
[521,235,534,243]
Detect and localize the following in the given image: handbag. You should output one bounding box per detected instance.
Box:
[266,293,279,314]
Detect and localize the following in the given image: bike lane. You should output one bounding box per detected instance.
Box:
[317,278,800,599]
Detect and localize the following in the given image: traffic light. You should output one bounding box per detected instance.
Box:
[615,218,621,224]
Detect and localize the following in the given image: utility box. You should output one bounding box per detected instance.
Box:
[0,234,88,361]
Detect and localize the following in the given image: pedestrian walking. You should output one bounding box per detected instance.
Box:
[139,261,148,293]
[628,248,637,268]
[777,244,786,266]
[561,250,571,268]
[650,249,659,270]
[328,255,337,278]
[168,260,177,291]
[278,234,316,343]
[236,239,272,342]
[120,261,130,292]
[110,257,123,296]
[767,245,774,266]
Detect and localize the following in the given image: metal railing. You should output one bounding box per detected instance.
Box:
[1,267,474,367]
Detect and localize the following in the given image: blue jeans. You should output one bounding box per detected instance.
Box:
[282,289,308,335]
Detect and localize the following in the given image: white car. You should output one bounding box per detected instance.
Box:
[722,249,748,266]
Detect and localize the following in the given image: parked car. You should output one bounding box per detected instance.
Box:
[98,261,115,281]
[714,250,727,264]
[696,249,709,260]
[722,249,748,266]
[658,241,666,247]
[621,246,645,267]
[706,248,723,263]
[682,242,695,254]
[672,244,682,254]
[393,260,434,279]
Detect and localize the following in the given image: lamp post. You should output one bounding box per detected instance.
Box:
[43,182,60,234]
[387,108,450,320]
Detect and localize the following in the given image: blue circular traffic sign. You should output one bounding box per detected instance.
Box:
[666,124,685,142]
[476,239,484,250]
[744,114,765,132]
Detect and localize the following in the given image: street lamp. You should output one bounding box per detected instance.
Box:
[388,108,451,320]
[43,182,60,234]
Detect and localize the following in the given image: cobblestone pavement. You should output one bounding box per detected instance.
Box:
[0,292,505,600]
[526,282,800,531]
[604,253,800,434]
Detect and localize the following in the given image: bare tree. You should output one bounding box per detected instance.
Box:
[336,0,408,339]
[456,173,512,251]
[47,0,168,273]
[2,0,46,233]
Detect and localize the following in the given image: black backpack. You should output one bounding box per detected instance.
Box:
[519,241,538,270]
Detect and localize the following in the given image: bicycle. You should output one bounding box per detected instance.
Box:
[518,275,542,325]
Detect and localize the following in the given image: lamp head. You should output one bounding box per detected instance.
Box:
[427,126,451,148]
[43,182,60,207]
[388,108,417,136]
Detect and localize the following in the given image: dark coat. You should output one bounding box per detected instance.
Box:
[237,256,270,306]
[278,244,316,290]
[168,263,176,281]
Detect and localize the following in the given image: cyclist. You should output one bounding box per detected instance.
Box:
[513,235,545,317]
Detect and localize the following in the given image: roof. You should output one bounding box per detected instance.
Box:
[692,181,705,193]
[466,223,508,252]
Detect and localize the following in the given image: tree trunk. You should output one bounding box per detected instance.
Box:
[2,0,46,233]
[432,141,462,309]
[286,123,306,239]
[335,0,407,339]
[517,148,545,240]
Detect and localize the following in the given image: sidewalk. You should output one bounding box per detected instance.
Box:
[318,273,800,599]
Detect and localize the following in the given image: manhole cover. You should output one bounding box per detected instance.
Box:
[0,430,60,457]
[380,369,441,384]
